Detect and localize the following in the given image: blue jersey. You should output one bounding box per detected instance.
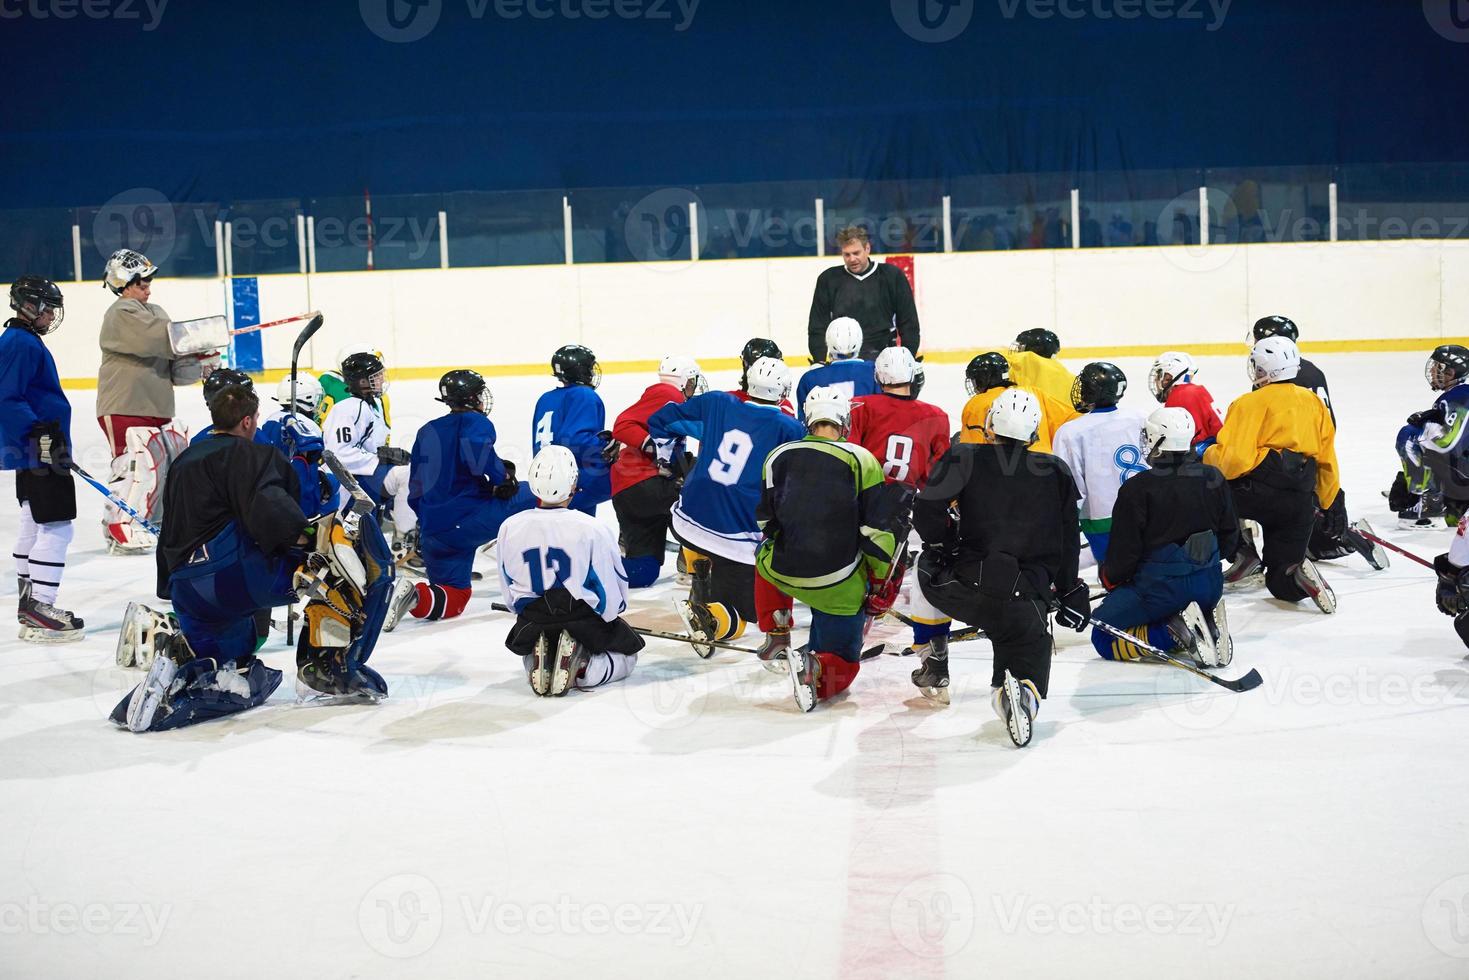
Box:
[650,391,805,562]
[795,358,879,420]
[532,384,607,478]
[0,322,71,471]
[410,411,510,533]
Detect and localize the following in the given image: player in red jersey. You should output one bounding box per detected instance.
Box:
[847,347,955,664]
[611,356,705,588]
[1148,352,1222,448]
[731,338,796,416]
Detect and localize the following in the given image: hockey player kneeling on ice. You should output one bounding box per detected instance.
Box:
[96,249,212,554]
[497,447,644,697]
[1204,338,1341,613]
[1148,351,1222,450]
[1051,361,1147,564]
[1090,408,1238,667]
[532,345,615,517]
[1394,345,1469,528]
[649,357,806,651]
[322,351,417,563]
[386,370,535,629]
[794,319,879,421]
[3,276,83,641]
[753,387,899,712]
[113,386,392,732]
[610,356,705,588]
[911,389,1088,747]
[189,368,272,445]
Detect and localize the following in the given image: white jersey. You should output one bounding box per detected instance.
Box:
[1050,407,1149,524]
[322,396,391,476]
[497,506,629,623]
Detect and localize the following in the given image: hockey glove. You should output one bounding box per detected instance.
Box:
[29,420,70,473]
[1408,404,1448,429]
[863,562,907,618]
[377,445,412,467]
[1318,501,1347,540]
[1434,554,1468,616]
[493,460,520,501]
[1052,580,1091,632]
[598,430,621,465]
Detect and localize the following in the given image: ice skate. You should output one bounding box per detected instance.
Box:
[1209,601,1233,667]
[992,670,1039,747]
[547,631,587,698]
[1344,519,1389,571]
[528,633,554,696]
[1224,521,1263,589]
[296,651,387,704]
[15,576,29,625]
[383,577,418,632]
[18,595,84,643]
[673,597,717,660]
[788,644,820,713]
[910,634,950,704]
[115,601,176,668]
[1166,602,1219,668]
[755,609,791,673]
[123,639,184,732]
[1291,559,1337,615]
[393,528,426,577]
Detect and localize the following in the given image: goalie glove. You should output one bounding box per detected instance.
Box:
[377,445,412,467]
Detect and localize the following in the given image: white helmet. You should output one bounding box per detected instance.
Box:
[825,317,862,359]
[1148,351,1197,403]
[873,346,918,386]
[658,355,706,397]
[985,388,1042,444]
[1247,336,1301,388]
[528,446,578,505]
[803,385,852,436]
[745,356,792,403]
[1142,407,1195,458]
[103,249,158,294]
[274,373,324,414]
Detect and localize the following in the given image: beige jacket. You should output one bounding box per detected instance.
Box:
[96,298,199,418]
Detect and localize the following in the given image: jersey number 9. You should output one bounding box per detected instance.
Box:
[707,430,754,487]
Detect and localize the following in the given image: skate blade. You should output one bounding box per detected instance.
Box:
[671,599,714,659]
[919,686,950,705]
[18,626,84,644]
[549,634,578,697]
[1003,674,1032,747]
[788,650,817,713]
[294,688,386,706]
[1224,571,1264,591]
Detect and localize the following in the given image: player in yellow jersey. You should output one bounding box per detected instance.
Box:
[1203,336,1340,614]
[1003,328,1076,407]
[959,352,1077,454]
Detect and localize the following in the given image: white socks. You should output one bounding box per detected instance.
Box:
[16,502,73,605]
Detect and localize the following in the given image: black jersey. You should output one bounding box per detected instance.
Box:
[807,261,920,360]
[1293,358,1335,425]
[156,433,306,595]
[1100,455,1240,588]
[914,442,1081,597]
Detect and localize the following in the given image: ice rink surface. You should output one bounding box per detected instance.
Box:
[3,351,1469,979]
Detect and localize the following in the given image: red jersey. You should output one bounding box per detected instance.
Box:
[1164,382,1223,445]
[848,392,951,488]
[611,382,686,495]
[729,388,796,417]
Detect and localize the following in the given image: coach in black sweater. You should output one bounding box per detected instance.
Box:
[807,225,920,362]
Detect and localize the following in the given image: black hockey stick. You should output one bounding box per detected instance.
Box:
[283,312,324,647]
[322,450,376,516]
[1088,617,1263,693]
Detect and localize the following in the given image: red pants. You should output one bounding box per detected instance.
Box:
[754,568,793,632]
[98,415,171,457]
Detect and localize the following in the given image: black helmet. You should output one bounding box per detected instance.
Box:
[552,345,601,388]
[1427,345,1469,392]
[964,352,1012,397]
[342,351,387,399]
[1013,328,1060,358]
[203,367,252,403]
[741,337,783,369]
[1072,361,1128,412]
[1252,315,1299,344]
[438,369,491,412]
[8,276,64,335]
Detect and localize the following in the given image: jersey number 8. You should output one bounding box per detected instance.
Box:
[882,434,914,482]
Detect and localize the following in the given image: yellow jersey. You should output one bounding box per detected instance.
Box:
[1203,382,1339,508]
[960,385,1078,454]
[1004,350,1077,408]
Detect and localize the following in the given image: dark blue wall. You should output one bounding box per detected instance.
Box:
[2,0,1465,208]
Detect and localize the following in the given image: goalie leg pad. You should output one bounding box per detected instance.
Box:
[101,423,188,553]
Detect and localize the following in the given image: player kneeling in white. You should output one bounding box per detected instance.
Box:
[498,447,644,697]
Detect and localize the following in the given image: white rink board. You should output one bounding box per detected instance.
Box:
[3,354,1469,979]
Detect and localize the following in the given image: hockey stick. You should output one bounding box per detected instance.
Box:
[284,312,326,646]
[69,463,161,536]
[1350,526,1434,570]
[229,310,322,338]
[322,450,376,516]
[1087,617,1263,693]
[879,608,986,644]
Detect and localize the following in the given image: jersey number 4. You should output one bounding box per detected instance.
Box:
[522,547,572,594]
[534,411,555,453]
[707,430,754,487]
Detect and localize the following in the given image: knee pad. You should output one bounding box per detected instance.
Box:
[624,554,662,589]
[412,582,472,620]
